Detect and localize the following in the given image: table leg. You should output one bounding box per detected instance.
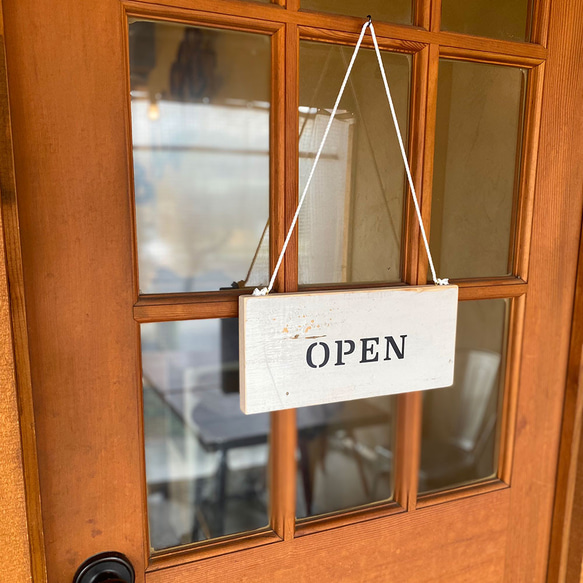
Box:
[216,449,228,535]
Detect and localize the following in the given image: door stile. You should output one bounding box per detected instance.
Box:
[548,228,583,583]
[505,0,583,578]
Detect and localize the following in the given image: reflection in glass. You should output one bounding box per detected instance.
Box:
[419,299,508,494]
[301,0,411,26]
[298,41,411,286]
[142,319,268,550]
[441,0,532,42]
[296,396,395,518]
[430,60,526,280]
[129,21,271,294]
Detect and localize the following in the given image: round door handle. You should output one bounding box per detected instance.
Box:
[73,552,135,583]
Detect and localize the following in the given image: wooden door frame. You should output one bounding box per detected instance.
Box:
[1,0,583,581]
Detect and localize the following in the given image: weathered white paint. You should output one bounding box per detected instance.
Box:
[239,285,458,414]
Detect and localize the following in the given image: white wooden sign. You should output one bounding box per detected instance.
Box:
[239,285,458,414]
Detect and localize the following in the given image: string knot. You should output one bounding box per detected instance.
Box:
[252,287,269,296]
[435,278,449,286]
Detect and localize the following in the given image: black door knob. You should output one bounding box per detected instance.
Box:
[73,552,135,583]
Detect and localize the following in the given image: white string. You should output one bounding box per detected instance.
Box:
[254,18,447,296]
[368,22,447,286]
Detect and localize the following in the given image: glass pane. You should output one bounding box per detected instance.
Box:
[142,319,268,550]
[301,0,412,26]
[430,60,526,280]
[441,0,532,42]
[129,20,270,294]
[296,396,395,518]
[418,299,508,494]
[298,42,411,286]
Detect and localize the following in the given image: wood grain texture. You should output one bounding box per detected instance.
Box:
[4,0,581,579]
[148,530,279,571]
[0,2,45,580]
[146,489,510,582]
[123,0,548,62]
[548,227,583,582]
[416,478,507,509]
[504,0,583,579]
[514,63,545,280]
[239,286,458,413]
[0,194,33,582]
[268,21,299,542]
[2,0,147,579]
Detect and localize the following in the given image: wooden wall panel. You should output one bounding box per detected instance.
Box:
[0,191,32,582]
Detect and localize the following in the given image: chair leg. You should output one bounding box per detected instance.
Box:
[216,449,228,536]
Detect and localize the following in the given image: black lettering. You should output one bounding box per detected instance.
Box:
[335,339,356,366]
[306,341,330,368]
[360,337,379,363]
[384,335,407,360]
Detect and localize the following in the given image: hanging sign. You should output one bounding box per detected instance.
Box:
[238,19,458,414]
[239,285,458,414]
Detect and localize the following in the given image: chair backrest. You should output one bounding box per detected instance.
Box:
[453,349,501,452]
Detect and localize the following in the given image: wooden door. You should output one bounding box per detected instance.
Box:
[2,0,583,580]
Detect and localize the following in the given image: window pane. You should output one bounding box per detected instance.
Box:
[298,41,411,286]
[430,60,526,280]
[142,319,268,550]
[129,21,270,294]
[418,299,509,494]
[301,0,412,26]
[441,0,532,42]
[296,396,395,519]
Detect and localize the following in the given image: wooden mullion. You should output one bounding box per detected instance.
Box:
[394,44,436,512]
[439,45,544,68]
[416,43,439,285]
[513,62,545,280]
[134,296,239,322]
[432,30,546,60]
[497,295,526,485]
[530,0,552,46]
[416,478,507,508]
[298,25,424,54]
[429,0,441,32]
[269,21,298,542]
[402,45,431,296]
[123,0,547,62]
[124,0,284,34]
[413,0,431,30]
[458,283,527,301]
[295,501,403,536]
[146,530,279,570]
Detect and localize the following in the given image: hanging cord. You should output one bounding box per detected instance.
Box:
[368,20,447,286]
[253,17,447,296]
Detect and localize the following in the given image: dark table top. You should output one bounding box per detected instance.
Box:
[163,389,388,452]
